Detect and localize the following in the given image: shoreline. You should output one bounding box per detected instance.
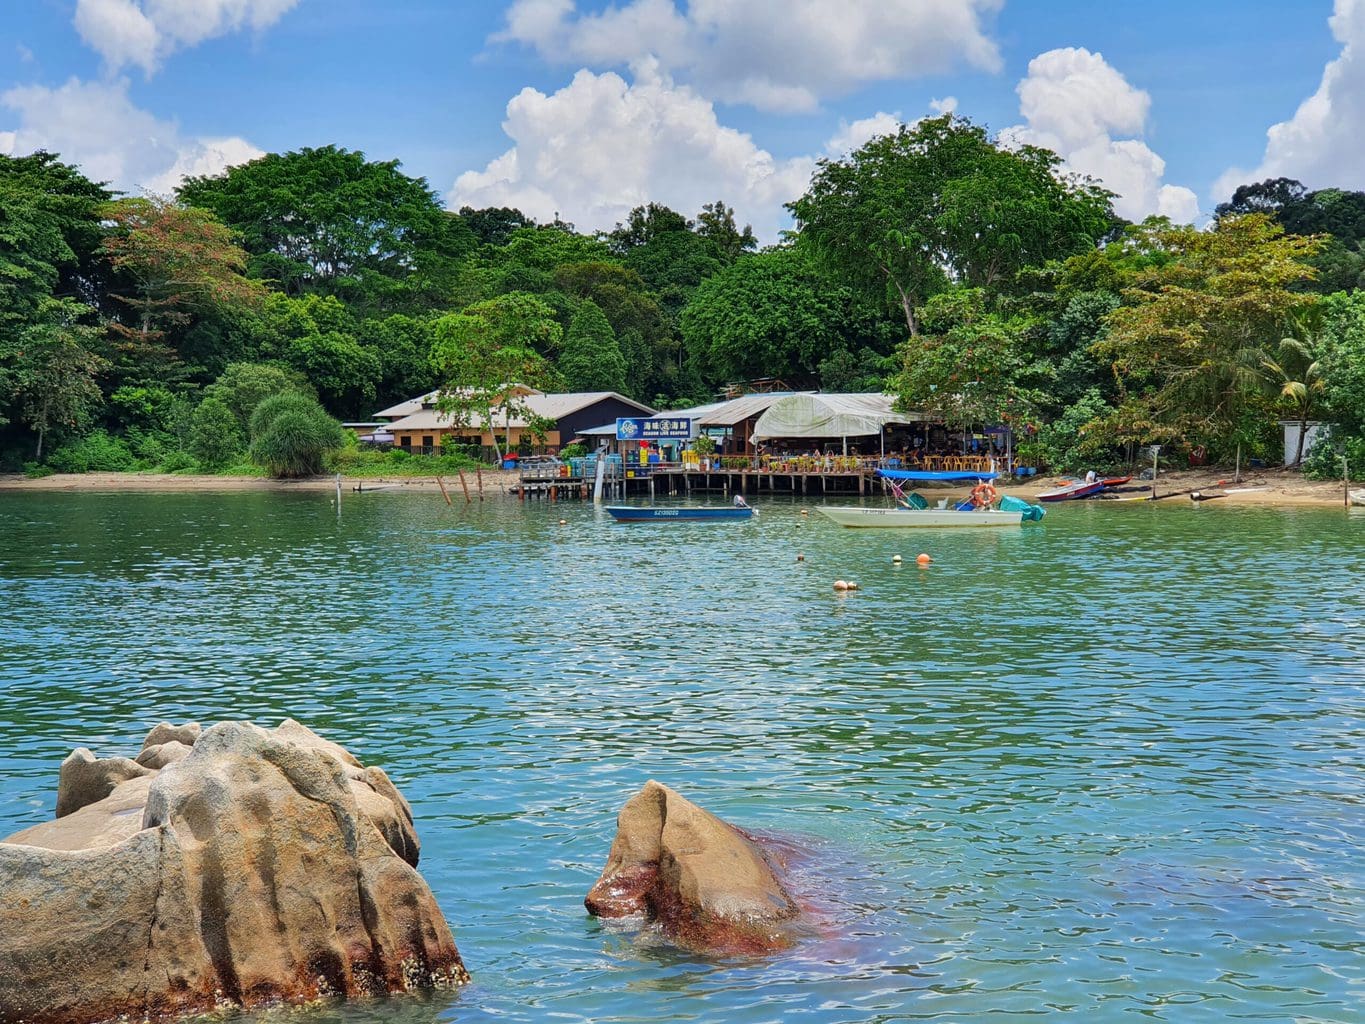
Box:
[0,468,1354,508]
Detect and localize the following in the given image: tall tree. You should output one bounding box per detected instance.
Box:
[694,200,757,263]
[458,206,535,247]
[680,247,898,387]
[888,288,1044,432]
[560,300,626,393]
[179,146,450,302]
[789,114,1114,335]
[428,294,562,461]
[100,196,263,385]
[1096,214,1324,453]
[17,299,107,459]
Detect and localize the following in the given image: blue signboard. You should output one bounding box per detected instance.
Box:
[616,416,694,441]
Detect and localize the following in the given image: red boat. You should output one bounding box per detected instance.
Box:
[1102,475,1132,486]
[1037,479,1108,502]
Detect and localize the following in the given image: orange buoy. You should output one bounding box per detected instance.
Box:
[833,579,849,591]
[916,553,932,565]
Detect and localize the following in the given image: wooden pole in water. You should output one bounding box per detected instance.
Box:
[435,475,453,507]
[1151,447,1159,501]
[1235,443,1242,484]
[1345,453,1351,509]
[335,473,342,517]
[476,466,484,501]
[456,468,472,504]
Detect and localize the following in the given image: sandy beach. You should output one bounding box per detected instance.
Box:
[0,466,1354,508]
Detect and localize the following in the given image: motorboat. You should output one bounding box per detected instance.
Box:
[816,470,1044,528]
[1037,479,1108,501]
[605,505,753,522]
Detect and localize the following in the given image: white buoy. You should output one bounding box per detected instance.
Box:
[892,554,903,564]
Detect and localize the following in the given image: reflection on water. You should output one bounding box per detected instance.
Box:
[1,492,1362,1023]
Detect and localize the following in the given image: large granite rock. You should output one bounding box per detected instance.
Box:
[585,780,799,954]
[0,719,467,1024]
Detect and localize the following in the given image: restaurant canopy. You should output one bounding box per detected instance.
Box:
[750,393,920,441]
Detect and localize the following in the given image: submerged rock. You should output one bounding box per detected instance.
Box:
[0,719,467,1024]
[585,780,799,954]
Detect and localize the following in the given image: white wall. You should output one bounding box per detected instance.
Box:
[1280,421,1327,466]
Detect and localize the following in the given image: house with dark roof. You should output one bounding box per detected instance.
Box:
[374,389,654,454]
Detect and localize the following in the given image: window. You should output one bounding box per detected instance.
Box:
[422,435,434,449]
[399,436,411,448]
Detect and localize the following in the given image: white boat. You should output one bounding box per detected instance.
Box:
[1351,488,1365,507]
[817,506,1025,528]
[816,469,1044,529]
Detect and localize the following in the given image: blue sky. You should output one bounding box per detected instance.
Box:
[2,1,1360,240]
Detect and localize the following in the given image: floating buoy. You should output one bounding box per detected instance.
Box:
[847,581,859,590]
[916,553,933,566]
[800,509,810,516]
[833,579,849,591]
[558,518,568,525]
[796,553,805,562]
[892,554,903,564]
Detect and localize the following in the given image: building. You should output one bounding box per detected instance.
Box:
[374,389,654,454]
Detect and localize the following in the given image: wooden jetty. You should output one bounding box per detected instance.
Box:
[515,460,878,500]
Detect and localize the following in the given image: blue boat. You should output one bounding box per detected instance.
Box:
[606,505,753,522]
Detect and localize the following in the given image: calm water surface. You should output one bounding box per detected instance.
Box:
[1,490,1362,1023]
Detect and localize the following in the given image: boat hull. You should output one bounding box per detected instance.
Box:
[1350,489,1365,507]
[816,507,1024,528]
[606,506,753,521]
[1037,481,1107,502]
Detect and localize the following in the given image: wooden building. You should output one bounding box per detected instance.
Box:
[374,389,654,454]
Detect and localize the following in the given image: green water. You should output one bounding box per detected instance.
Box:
[1,491,1362,1023]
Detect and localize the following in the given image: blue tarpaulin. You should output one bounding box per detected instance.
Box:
[876,469,998,482]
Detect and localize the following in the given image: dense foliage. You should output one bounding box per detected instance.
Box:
[1,120,1362,478]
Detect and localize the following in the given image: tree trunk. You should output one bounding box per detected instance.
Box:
[35,427,44,462]
[1295,414,1308,466]
[887,275,919,336]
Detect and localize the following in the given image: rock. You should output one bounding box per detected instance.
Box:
[585,780,799,954]
[55,748,153,818]
[140,721,201,750]
[0,720,466,1024]
[135,740,193,769]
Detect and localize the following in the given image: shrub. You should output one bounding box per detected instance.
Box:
[249,392,345,477]
[22,462,53,478]
[46,430,138,473]
[189,397,245,469]
[1303,429,1365,481]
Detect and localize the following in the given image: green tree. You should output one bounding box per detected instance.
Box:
[179,145,452,303]
[560,300,626,392]
[188,395,244,469]
[248,391,344,477]
[429,293,562,461]
[789,114,1114,335]
[202,361,314,433]
[608,203,692,253]
[16,299,107,459]
[459,206,534,247]
[888,288,1044,432]
[680,247,898,387]
[695,200,757,263]
[1097,215,1324,455]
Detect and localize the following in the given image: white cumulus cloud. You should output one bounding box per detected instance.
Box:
[1216,0,1365,199]
[1,78,261,194]
[495,0,1003,113]
[74,0,300,75]
[1003,47,1198,223]
[825,111,903,156]
[449,62,816,240]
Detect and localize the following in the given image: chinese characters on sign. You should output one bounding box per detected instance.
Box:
[616,417,695,441]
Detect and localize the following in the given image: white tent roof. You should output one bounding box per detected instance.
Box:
[750,393,921,440]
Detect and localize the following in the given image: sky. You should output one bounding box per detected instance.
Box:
[1,0,1361,241]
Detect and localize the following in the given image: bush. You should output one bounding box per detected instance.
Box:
[1303,429,1365,481]
[189,397,245,469]
[22,462,53,478]
[1030,389,1118,472]
[559,442,588,460]
[46,430,138,473]
[158,450,199,473]
[249,392,345,477]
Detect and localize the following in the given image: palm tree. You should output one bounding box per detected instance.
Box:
[1262,311,1327,466]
